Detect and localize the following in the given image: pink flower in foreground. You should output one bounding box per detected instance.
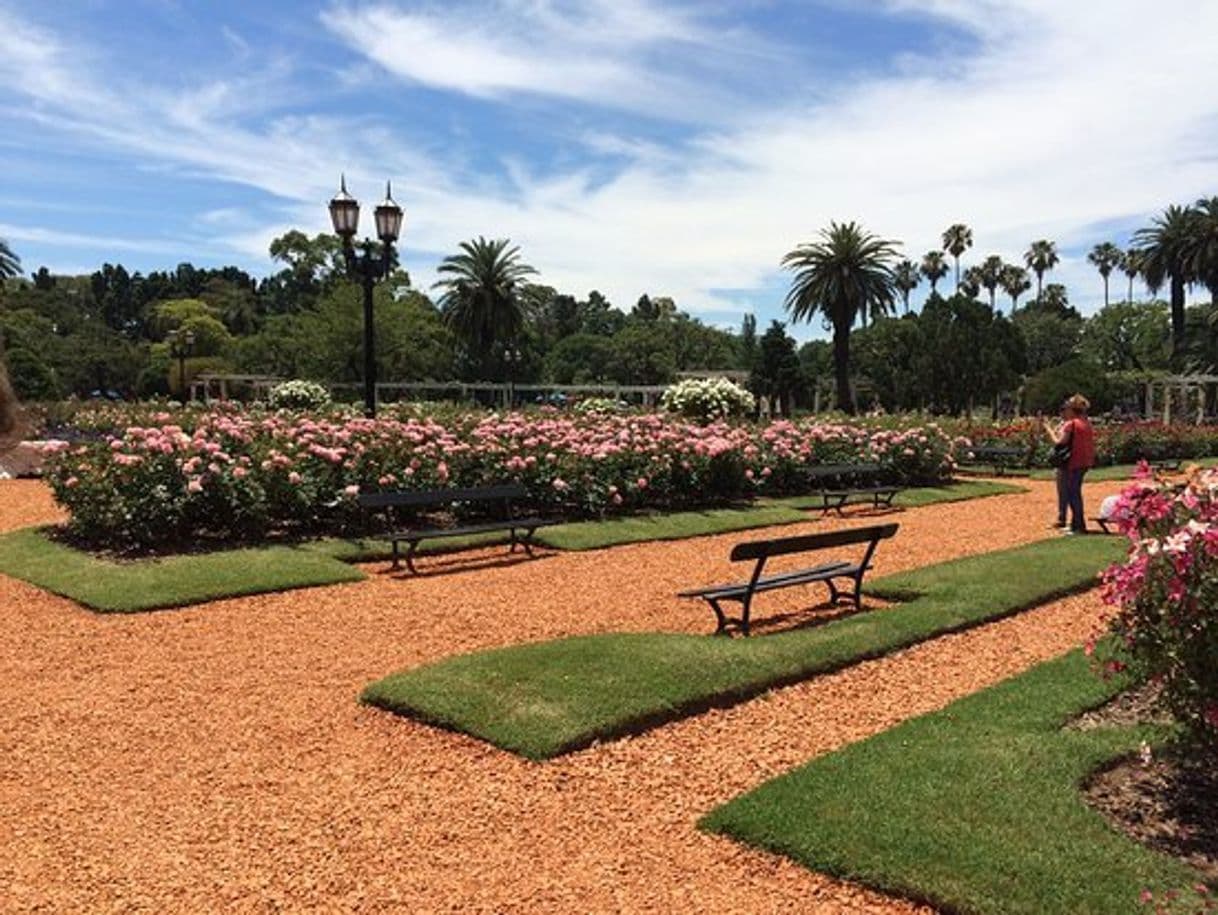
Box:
[288,471,302,485]
[343,484,359,498]
[65,476,79,489]
[187,478,204,494]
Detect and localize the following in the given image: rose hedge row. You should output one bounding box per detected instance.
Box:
[1098,465,1218,749]
[960,419,1218,467]
[42,407,958,549]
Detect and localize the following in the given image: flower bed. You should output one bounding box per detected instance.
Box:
[41,406,958,550]
[1098,464,1218,749]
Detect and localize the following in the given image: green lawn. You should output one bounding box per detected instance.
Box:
[320,481,1024,558]
[704,650,1205,914]
[0,527,365,613]
[1025,457,1218,482]
[361,535,1124,760]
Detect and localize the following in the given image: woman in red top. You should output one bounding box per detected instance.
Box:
[1046,394,1095,534]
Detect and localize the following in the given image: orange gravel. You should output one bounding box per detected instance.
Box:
[0,478,1127,913]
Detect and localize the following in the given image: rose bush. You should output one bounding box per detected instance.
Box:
[267,379,331,411]
[661,378,755,423]
[959,419,1218,468]
[1098,463,1218,749]
[42,406,958,550]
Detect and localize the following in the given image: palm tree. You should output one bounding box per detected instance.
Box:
[1120,248,1143,304]
[1087,241,1122,307]
[1023,239,1059,305]
[1135,204,1199,351]
[941,224,973,290]
[1187,196,1218,306]
[978,255,1005,308]
[782,222,899,415]
[999,263,1032,310]
[920,250,949,296]
[960,266,983,301]
[0,239,20,281]
[433,237,537,364]
[893,259,920,313]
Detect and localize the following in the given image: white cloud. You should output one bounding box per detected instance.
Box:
[3,0,1218,326]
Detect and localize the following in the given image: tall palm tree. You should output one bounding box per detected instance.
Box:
[893,259,920,313]
[782,222,899,415]
[1023,239,1059,305]
[433,237,537,362]
[919,250,949,295]
[941,224,973,290]
[1120,248,1143,304]
[978,255,1005,308]
[0,239,20,281]
[960,265,983,301]
[1135,204,1199,351]
[999,263,1032,310]
[1187,196,1218,306]
[1087,241,1122,307]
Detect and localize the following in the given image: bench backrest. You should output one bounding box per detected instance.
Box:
[805,462,881,478]
[729,522,899,562]
[358,483,527,510]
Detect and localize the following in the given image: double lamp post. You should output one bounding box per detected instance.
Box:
[328,176,404,418]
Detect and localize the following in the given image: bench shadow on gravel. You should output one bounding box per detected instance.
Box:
[381,551,557,580]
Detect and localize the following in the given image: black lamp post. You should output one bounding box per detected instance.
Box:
[328,175,404,418]
[166,328,195,401]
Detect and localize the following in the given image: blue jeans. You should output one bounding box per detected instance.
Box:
[1064,468,1087,531]
[1055,468,1068,525]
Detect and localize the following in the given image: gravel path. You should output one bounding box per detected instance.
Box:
[0,478,1125,913]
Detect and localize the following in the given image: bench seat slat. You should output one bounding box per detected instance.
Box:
[678,560,855,600]
[822,486,900,496]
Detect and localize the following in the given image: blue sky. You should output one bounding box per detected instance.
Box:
[2,0,1217,337]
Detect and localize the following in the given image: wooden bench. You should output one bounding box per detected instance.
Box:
[806,463,902,516]
[358,483,556,573]
[962,445,1024,475]
[678,523,899,635]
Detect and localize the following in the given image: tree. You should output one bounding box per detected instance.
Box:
[920,250,949,295]
[1187,196,1218,306]
[1088,242,1123,307]
[893,259,920,313]
[1023,239,1059,305]
[1135,204,1199,353]
[941,224,973,290]
[434,237,537,374]
[749,321,803,416]
[0,239,19,280]
[999,263,1032,311]
[978,255,1005,309]
[739,313,757,371]
[1078,301,1171,372]
[782,221,899,415]
[1120,248,1143,304]
[960,266,984,301]
[543,333,615,383]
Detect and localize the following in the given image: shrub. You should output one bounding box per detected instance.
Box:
[661,378,754,423]
[267,379,331,411]
[1023,359,1114,415]
[1099,465,1218,749]
[573,397,623,415]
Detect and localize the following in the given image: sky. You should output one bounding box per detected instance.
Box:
[1,0,1217,338]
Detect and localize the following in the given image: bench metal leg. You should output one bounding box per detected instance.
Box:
[827,576,864,609]
[706,598,750,636]
[391,538,401,571]
[404,540,420,574]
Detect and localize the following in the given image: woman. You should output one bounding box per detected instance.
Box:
[1044,403,1070,529]
[1043,394,1095,534]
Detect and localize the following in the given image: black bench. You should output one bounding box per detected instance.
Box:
[678,523,899,635]
[962,445,1024,475]
[1148,458,1183,474]
[358,483,556,573]
[806,463,902,516]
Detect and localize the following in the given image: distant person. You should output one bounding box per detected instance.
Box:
[1043,394,1095,534]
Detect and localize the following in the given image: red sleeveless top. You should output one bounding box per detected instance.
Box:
[1067,418,1095,470]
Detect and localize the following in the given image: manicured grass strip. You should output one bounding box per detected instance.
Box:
[703,650,1202,915]
[767,479,1023,512]
[362,536,1125,759]
[1026,458,1218,482]
[0,527,364,613]
[322,482,1024,559]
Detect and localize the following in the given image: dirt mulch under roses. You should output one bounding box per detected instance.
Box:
[1078,684,1218,882]
[0,477,1129,913]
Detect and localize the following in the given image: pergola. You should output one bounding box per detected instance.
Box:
[1144,374,1218,423]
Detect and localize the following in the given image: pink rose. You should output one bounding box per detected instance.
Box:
[288,472,302,485]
